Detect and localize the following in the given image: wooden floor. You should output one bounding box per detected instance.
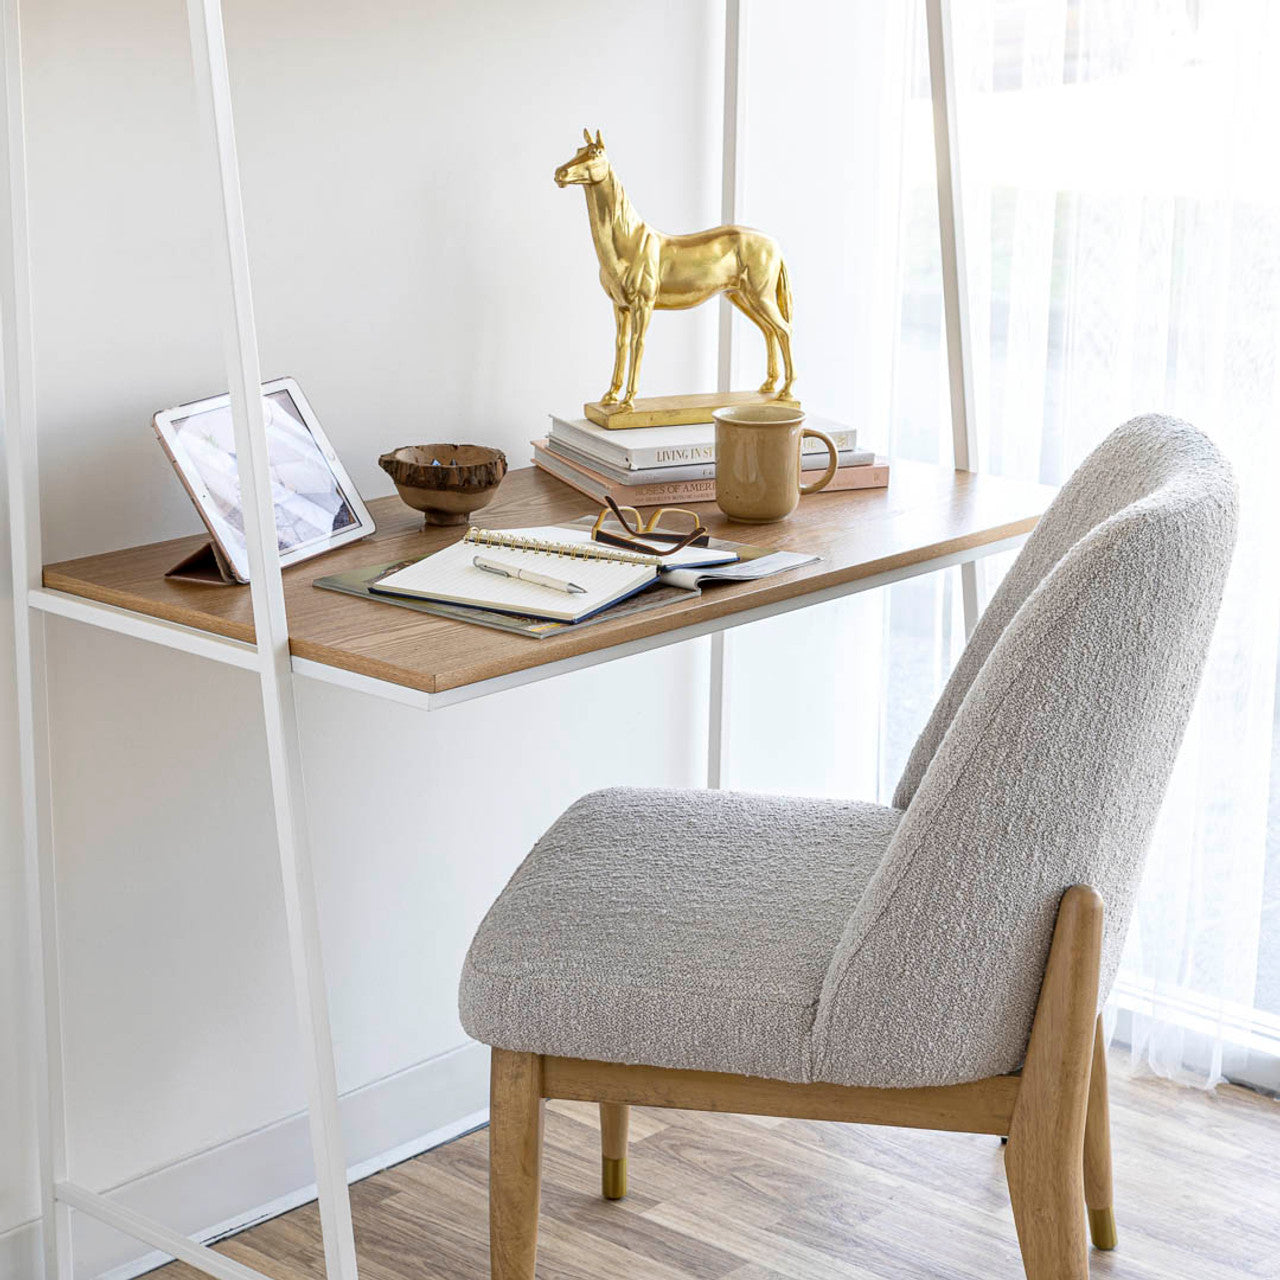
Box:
[160,1061,1279,1280]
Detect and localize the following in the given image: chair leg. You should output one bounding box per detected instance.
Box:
[490,1049,544,1280]
[1005,887,1103,1280]
[599,1102,630,1199]
[1083,1015,1118,1250]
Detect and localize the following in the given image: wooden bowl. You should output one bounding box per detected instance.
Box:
[378,444,508,526]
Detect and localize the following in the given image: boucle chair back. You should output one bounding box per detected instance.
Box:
[812,416,1237,1088]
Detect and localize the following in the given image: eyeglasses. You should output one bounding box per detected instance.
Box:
[591,496,709,557]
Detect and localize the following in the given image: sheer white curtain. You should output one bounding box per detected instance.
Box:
[732,0,1278,1089]
[889,0,1280,1088]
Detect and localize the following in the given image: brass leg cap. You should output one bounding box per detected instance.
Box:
[1089,1207,1118,1251]
[602,1156,627,1200]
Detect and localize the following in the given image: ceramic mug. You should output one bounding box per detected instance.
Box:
[712,404,839,523]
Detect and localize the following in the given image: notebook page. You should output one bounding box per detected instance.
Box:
[369,540,655,622]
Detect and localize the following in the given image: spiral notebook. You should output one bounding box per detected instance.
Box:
[368,526,733,623]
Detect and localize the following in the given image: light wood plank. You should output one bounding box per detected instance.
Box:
[551,1096,672,1143]
[600,1101,630,1199]
[542,1056,1021,1136]
[156,1064,1280,1280]
[1083,1014,1117,1249]
[43,460,1054,693]
[1005,886,1103,1279]
[600,1102,630,1162]
[488,1049,543,1280]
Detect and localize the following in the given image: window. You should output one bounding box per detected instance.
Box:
[735,0,1280,1090]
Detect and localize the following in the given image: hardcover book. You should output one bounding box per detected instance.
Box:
[548,413,858,472]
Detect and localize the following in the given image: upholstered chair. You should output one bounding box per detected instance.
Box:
[459,416,1237,1279]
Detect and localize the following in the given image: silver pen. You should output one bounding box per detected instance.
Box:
[472,554,587,595]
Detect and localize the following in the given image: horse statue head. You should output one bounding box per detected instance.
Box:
[554,129,609,187]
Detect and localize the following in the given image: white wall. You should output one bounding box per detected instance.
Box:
[2,1,723,1274]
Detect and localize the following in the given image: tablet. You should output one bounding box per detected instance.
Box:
[153,377,375,583]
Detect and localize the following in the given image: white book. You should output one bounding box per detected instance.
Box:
[370,537,654,622]
[549,413,858,471]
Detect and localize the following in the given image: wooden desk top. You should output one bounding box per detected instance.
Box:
[43,461,1055,694]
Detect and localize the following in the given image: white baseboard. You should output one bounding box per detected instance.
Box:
[0,1040,490,1280]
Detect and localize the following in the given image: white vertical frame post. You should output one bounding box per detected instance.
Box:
[1,1,73,1275]
[925,0,982,636]
[717,0,746,396]
[183,2,358,1278]
[706,626,730,790]
[708,0,746,789]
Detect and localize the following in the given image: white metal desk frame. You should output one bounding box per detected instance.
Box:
[2,2,989,1277]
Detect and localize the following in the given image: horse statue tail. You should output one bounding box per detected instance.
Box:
[777,258,794,324]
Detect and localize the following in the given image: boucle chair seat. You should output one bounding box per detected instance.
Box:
[460,786,902,1084]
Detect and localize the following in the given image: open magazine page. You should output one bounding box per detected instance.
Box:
[555,514,820,590]
[659,547,819,591]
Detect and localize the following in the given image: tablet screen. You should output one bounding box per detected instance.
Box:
[170,386,362,564]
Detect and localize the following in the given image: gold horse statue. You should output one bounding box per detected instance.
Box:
[555,129,795,411]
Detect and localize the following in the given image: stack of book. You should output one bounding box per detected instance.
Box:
[532,413,887,506]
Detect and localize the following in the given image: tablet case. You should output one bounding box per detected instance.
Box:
[165,539,245,585]
[153,378,376,587]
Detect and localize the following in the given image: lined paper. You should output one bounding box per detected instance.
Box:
[369,538,656,622]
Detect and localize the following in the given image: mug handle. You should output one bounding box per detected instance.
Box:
[799,428,839,494]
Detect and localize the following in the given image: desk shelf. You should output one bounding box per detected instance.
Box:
[41,461,1053,702]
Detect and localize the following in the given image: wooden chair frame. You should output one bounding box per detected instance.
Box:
[486,886,1116,1279]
